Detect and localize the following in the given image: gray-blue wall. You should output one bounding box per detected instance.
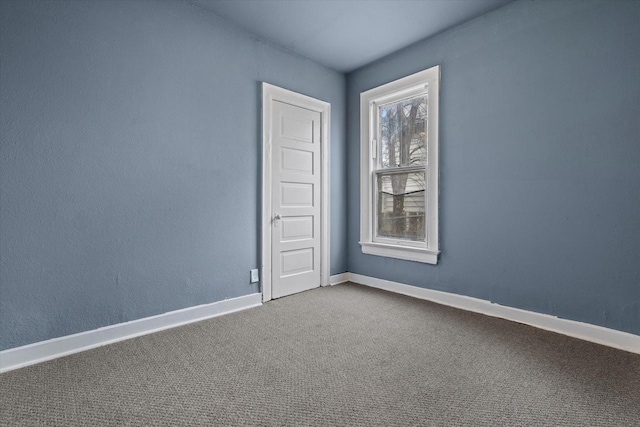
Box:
[0,0,347,350]
[347,0,640,335]
[2,0,638,352]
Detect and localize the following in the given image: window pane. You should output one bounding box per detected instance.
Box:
[379,95,427,169]
[377,171,426,241]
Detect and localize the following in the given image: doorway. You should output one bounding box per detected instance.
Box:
[261,83,330,301]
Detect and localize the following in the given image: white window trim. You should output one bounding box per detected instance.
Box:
[359,66,440,264]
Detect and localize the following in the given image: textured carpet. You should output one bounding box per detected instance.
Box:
[1,283,639,426]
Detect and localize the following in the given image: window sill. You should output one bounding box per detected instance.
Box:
[359,241,439,265]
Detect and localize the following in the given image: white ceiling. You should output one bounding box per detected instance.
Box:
[192,0,513,72]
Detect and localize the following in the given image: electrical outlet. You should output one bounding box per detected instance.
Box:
[250,269,259,283]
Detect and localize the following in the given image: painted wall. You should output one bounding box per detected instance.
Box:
[0,0,347,350]
[347,0,640,335]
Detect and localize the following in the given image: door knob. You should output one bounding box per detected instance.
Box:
[274,213,282,220]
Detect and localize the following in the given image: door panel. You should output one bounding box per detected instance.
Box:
[271,100,321,299]
[281,116,314,142]
[280,182,314,207]
[280,216,314,241]
[281,148,313,174]
[281,248,314,276]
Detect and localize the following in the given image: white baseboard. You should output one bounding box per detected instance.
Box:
[4,275,638,374]
[347,273,640,355]
[0,293,262,373]
[329,273,350,286]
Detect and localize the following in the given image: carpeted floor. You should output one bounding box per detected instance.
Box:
[1,282,639,426]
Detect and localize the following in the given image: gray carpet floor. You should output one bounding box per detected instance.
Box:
[1,282,639,426]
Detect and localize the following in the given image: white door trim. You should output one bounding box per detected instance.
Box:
[261,83,330,302]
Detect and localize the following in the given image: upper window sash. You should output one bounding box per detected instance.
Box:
[371,88,429,172]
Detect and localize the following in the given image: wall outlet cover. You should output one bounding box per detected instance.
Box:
[250,269,259,283]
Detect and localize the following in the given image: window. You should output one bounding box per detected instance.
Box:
[359,66,440,264]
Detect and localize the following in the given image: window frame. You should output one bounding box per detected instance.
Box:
[359,66,440,264]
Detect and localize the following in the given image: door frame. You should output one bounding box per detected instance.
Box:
[261,83,331,302]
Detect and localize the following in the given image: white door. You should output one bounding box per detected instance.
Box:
[270,100,321,299]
